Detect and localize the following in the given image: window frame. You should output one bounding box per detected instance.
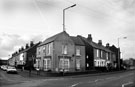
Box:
[76,59,81,69]
[76,48,81,56]
[37,47,41,55]
[43,58,51,71]
[62,45,68,55]
[101,50,103,58]
[43,46,46,53]
[59,58,70,71]
[97,49,99,57]
[46,44,51,55]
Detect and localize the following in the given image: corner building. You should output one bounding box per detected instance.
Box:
[35,31,85,72]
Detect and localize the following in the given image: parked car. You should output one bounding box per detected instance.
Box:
[6,66,17,74]
[1,65,8,71]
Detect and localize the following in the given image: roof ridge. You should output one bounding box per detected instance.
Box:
[78,35,111,52]
[38,31,68,46]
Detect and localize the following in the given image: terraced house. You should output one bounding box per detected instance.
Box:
[8,42,40,69]
[35,31,85,72]
[78,34,116,71]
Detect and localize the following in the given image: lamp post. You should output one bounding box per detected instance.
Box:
[117,37,127,70]
[63,4,76,31]
[62,4,76,76]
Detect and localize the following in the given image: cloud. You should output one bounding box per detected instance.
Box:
[0,33,43,59]
[111,0,135,16]
[0,0,64,14]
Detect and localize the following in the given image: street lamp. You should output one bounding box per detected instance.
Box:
[62,4,76,75]
[117,37,127,70]
[63,4,76,31]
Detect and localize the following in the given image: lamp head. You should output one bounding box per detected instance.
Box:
[70,4,76,7]
[123,37,127,39]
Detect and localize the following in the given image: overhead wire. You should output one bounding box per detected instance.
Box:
[33,0,50,29]
[64,0,131,24]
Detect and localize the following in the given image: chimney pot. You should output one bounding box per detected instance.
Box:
[87,34,92,41]
[106,43,110,48]
[98,40,102,45]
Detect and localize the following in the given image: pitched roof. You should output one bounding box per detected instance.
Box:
[77,35,97,48]
[38,31,68,46]
[70,36,85,46]
[78,35,112,52]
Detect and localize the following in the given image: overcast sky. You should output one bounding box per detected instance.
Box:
[0,0,135,60]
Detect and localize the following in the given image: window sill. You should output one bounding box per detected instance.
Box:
[76,55,81,57]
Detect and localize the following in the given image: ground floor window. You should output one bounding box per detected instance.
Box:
[43,58,51,71]
[87,63,89,67]
[76,59,81,70]
[94,59,106,67]
[59,58,70,71]
[35,59,40,68]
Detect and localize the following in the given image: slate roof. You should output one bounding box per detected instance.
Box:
[38,31,68,46]
[70,36,85,46]
[77,35,112,52]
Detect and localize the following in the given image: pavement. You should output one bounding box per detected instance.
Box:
[17,69,132,79]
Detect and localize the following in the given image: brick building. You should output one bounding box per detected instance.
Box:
[35,31,85,72]
[78,34,116,71]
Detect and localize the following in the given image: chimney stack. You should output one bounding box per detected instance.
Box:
[98,40,102,45]
[25,43,29,49]
[30,41,34,47]
[87,34,92,41]
[106,43,110,48]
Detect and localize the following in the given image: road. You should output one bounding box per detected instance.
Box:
[0,70,135,87]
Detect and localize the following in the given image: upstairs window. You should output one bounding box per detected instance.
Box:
[43,46,46,53]
[46,44,51,55]
[106,53,109,60]
[97,49,99,57]
[101,50,103,58]
[76,48,81,56]
[62,45,67,54]
[37,47,41,55]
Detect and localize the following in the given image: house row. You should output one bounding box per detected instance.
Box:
[8,41,41,69]
[8,31,120,72]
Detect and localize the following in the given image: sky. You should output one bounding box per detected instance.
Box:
[0,0,135,60]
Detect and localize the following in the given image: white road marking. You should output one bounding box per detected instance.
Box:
[70,83,79,87]
[70,82,81,87]
[122,82,134,87]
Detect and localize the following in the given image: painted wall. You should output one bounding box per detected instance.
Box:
[53,33,75,72]
[36,32,85,72]
[75,45,85,71]
[36,42,53,70]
